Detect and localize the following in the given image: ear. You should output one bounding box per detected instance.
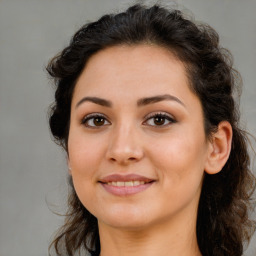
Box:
[204,121,232,175]
[67,157,72,175]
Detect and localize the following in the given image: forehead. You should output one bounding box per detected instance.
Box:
[79,44,187,80]
[72,44,197,108]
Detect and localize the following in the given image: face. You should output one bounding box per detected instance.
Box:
[68,45,211,231]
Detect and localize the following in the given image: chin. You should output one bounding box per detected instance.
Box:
[97,207,152,230]
[104,219,151,231]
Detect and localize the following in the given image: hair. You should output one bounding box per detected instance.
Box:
[46,4,256,256]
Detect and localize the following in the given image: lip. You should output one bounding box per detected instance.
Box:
[99,174,156,196]
[99,174,154,183]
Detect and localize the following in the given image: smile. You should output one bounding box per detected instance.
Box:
[99,174,155,196]
[106,181,148,186]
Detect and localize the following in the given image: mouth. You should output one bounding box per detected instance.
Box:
[99,174,156,196]
[102,180,153,187]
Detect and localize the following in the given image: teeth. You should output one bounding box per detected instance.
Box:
[117,181,124,186]
[107,181,146,186]
[125,181,133,186]
[133,181,141,186]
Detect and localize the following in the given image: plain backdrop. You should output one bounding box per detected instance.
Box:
[0,0,255,255]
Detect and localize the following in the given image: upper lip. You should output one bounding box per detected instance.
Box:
[99,174,155,183]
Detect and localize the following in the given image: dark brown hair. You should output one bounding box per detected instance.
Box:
[47,4,255,256]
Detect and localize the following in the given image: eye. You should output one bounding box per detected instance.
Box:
[81,113,110,128]
[143,112,176,127]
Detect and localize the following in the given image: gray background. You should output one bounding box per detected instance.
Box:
[0,0,255,255]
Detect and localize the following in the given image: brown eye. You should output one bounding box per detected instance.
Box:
[144,113,176,127]
[153,116,166,125]
[82,114,110,128]
[93,117,105,126]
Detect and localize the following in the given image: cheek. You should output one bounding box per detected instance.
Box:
[68,135,103,202]
[68,136,101,211]
[149,131,207,190]
[68,131,105,171]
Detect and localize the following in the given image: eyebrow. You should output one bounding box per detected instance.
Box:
[76,97,112,108]
[75,94,185,109]
[137,94,185,107]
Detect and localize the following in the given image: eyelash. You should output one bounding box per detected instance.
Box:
[143,112,176,127]
[81,112,176,128]
[81,113,110,128]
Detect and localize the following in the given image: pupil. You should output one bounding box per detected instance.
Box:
[154,116,165,125]
[94,117,104,126]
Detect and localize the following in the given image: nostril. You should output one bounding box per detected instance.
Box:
[108,156,139,165]
[106,146,144,164]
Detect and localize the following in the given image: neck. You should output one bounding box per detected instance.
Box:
[98,210,201,256]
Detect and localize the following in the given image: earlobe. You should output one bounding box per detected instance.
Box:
[204,121,232,175]
[68,166,72,175]
[67,157,72,175]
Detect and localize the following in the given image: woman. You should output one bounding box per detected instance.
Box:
[47,4,255,256]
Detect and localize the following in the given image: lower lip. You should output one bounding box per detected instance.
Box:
[100,182,154,196]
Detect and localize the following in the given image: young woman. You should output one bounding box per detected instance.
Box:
[47,4,255,256]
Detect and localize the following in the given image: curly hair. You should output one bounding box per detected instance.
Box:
[47,4,256,256]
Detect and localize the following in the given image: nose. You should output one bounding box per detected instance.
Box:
[106,124,144,165]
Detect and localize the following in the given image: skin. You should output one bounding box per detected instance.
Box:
[68,44,232,256]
